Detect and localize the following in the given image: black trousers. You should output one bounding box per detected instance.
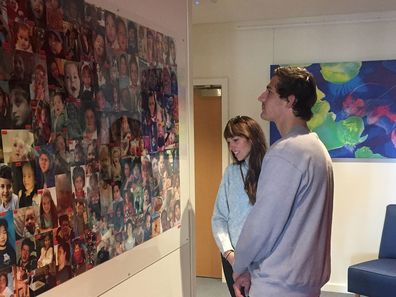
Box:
[221,254,245,297]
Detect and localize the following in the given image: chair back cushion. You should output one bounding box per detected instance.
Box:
[379,204,396,258]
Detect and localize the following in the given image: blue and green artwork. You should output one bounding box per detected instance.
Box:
[270,61,396,159]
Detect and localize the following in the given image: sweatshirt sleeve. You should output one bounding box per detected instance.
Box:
[233,155,304,275]
[211,167,234,254]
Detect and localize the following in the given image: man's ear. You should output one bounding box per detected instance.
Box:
[286,95,296,108]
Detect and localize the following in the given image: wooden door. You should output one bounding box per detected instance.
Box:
[194,87,222,278]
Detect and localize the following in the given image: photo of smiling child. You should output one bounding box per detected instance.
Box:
[1,129,34,163]
[14,22,33,53]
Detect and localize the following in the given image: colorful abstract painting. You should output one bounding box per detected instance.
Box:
[270,61,396,159]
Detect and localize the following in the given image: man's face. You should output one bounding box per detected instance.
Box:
[0,178,12,203]
[257,75,287,122]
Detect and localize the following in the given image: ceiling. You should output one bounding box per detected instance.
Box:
[192,0,396,25]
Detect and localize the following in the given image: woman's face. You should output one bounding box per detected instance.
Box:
[23,165,35,191]
[226,136,252,162]
[39,153,50,172]
[42,195,51,214]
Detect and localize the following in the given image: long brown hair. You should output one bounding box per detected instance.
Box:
[224,116,267,204]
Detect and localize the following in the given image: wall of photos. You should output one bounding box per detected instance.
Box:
[0,0,182,295]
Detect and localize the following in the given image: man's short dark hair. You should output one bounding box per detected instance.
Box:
[274,66,317,121]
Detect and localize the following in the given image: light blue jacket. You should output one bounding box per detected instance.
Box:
[211,161,252,254]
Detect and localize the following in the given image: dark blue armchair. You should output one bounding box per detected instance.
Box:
[348,204,396,297]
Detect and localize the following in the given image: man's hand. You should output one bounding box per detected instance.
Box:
[233,271,251,297]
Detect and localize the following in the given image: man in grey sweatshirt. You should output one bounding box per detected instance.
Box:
[233,66,334,297]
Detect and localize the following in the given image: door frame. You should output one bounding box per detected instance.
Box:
[191,78,229,282]
[192,78,229,174]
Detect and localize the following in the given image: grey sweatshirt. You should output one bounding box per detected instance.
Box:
[234,125,334,297]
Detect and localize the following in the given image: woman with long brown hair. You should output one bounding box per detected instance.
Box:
[212,115,267,297]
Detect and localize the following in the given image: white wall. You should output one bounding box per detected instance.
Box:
[192,13,396,293]
[42,0,193,296]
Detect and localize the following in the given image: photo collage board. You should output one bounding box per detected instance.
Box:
[0,0,180,295]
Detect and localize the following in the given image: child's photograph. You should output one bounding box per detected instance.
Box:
[37,187,58,231]
[1,129,34,163]
[13,21,33,53]
[13,205,40,239]
[30,55,49,103]
[70,165,86,201]
[8,82,33,129]
[0,210,16,270]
